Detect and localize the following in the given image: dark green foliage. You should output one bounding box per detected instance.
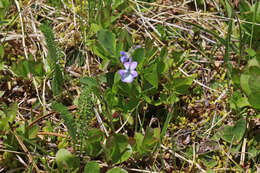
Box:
[52,102,77,143]
[39,24,58,66]
[40,24,64,95]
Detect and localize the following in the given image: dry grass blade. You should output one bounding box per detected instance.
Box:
[8,123,41,173]
[161,145,206,173]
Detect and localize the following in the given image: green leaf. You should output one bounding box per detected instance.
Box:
[224,0,233,18]
[143,127,158,148]
[80,76,99,88]
[28,125,39,139]
[52,65,63,96]
[144,63,158,88]
[0,44,4,59]
[200,154,218,169]
[106,167,128,173]
[28,60,45,77]
[248,91,260,109]
[112,0,124,10]
[246,48,256,57]
[56,149,80,170]
[85,129,104,157]
[6,102,18,123]
[240,73,251,95]
[173,77,193,95]
[248,72,260,92]
[106,134,131,164]
[52,102,77,142]
[220,118,246,144]
[84,161,100,173]
[239,0,251,13]
[117,29,132,54]
[159,46,168,60]
[12,60,30,78]
[230,91,251,109]
[0,91,4,97]
[132,48,145,66]
[134,132,144,153]
[40,24,58,66]
[90,23,103,35]
[97,29,116,56]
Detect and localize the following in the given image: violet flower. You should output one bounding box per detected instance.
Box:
[118,61,138,83]
[120,51,131,63]
[120,46,140,63]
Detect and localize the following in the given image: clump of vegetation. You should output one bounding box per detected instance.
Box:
[0,0,260,172]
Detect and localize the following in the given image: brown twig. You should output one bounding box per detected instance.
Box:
[9,123,41,173]
[27,105,77,129]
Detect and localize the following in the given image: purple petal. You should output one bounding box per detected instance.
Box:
[131,70,138,78]
[123,62,131,69]
[129,61,137,70]
[118,69,127,77]
[120,55,128,63]
[122,74,134,83]
[123,61,137,70]
[120,51,127,56]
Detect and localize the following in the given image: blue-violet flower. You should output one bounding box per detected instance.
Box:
[120,51,131,63]
[118,61,138,83]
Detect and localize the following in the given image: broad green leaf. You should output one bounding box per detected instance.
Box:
[248,91,260,109]
[132,48,145,66]
[249,66,260,76]
[85,129,104,157]
[230,91,251,109]
[115,144,132,164]
[157,59,166,75]
[246,48,256,57]
[240,73,251,95]
[107,167,128,173]
[236,97,251,108]
[106,134,131,164]
[85,141,103,157]
[87,129,105,143]
[173,77,193,95]
[56,149,79,170]
[144,63,158,88]
[97,29,116,56]
[220,118,246,144]
[248,73,260,92]
[84,161,100,173]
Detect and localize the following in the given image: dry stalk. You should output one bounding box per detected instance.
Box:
[9,123,41,173]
